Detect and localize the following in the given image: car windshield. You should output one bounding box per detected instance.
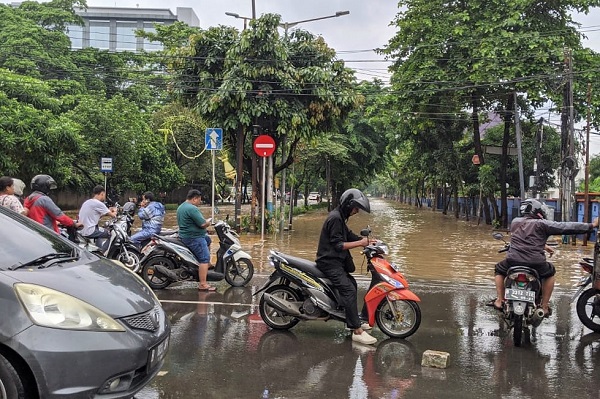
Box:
[0,207,76,271]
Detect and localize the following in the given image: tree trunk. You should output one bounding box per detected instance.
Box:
[471,93,492,224]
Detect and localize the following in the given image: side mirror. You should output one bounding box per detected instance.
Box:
[492,232,504,240]
[360,228,371,237]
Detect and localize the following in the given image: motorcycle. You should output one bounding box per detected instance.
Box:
[573,237,600,332]
[60,201,141,271]
[140,219,254,289]
[492,232,546,347]
[255,227,421,339]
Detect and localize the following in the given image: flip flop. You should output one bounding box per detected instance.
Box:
[485,299,504,311]
[198,285,216,291]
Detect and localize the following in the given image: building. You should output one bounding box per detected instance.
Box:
[66,6,200,52]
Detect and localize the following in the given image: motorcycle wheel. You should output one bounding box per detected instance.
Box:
[576,288,600,333]
[513,315,523,347]
[113,245,141,273]
[224,258,254,287]
[375,299,421,339]
[142,256,177,290]
[259,285,301,330]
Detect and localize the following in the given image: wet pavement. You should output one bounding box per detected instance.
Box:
[135,199,600,398]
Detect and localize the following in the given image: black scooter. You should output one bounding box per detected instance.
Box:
[140,220,254,289]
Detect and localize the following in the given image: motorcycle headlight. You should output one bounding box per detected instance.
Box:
[14,283,125,331]
[381,273,404,289]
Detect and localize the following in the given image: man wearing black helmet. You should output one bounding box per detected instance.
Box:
[24,174,81,233]
[316,188,377,345]
[491,198,599,317]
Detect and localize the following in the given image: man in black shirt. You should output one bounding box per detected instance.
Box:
[492,198,598,316]
[316,188,377,345]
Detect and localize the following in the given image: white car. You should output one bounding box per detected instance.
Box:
[307,192,321,204]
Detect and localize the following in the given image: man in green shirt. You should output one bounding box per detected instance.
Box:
[177,189,214,291]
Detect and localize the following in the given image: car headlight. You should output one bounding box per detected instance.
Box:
[14,283,125,331]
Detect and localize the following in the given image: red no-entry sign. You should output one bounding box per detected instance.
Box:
[253,135,276,157]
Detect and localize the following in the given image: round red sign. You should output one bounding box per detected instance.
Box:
[253,135,276,157]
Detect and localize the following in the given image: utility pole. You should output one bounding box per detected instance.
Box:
[514,92,526,199]
[532,118,544,198]
[584,83,592,246]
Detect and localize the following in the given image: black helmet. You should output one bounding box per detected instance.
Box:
[30,174,57,194]
[340,188,370,215]
[122,201,136,216]
[519,198,547,219]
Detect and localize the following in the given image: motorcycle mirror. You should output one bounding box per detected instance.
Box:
[492,232,505,241]
[360,227,371,237]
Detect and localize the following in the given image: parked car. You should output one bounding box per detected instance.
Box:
[0,206,170,398]
[307,192,321,204]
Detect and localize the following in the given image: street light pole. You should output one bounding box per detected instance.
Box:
[281,10,350,37]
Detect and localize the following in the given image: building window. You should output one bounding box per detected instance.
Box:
[142,23,163,52]
[116,21,137,51]
[66,24,83,49]
[89,21,110,49]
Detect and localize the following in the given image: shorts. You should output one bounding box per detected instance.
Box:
[494,258,556,279]
[181,236,210,264]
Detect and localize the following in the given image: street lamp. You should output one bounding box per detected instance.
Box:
[225,10,350,35]
[280,11,350,36]
[225,12,253,30]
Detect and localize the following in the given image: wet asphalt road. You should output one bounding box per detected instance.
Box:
[136,276,600,399]
[134,199,600,398]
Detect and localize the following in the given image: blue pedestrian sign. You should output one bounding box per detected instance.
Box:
[205,128,223,150]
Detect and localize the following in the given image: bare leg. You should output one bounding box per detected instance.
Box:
[540,276,555,313]
[494,275,505,308]
[198,262,209,287]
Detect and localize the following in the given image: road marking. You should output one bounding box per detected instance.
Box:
[160,299,256,307]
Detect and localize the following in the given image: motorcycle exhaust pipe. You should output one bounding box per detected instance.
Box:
[530,308,545,328]
[263,293,302,316]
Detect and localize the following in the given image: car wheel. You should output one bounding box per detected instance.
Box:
[0,354,27,399]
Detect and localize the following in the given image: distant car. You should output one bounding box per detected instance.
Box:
[285,192,305,205]
[307,192,321,204]
[0,206,170,398]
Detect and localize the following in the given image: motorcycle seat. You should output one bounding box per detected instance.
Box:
[275,252,327,279]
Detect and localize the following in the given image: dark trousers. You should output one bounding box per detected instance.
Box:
[319,264,361,330]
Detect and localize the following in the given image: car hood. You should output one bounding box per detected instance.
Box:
[1,257,157,319]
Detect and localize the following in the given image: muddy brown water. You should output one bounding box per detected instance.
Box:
[148,198,592,289]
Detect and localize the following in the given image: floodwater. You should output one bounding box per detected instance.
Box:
[135,198,600,399]
[161,198,594,288]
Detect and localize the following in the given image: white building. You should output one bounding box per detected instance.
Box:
[66,6,200,52]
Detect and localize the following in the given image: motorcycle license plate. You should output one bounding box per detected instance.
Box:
[505,288,535,303]
[141,244,154,255]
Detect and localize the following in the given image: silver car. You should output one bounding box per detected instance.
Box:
[0,206,170,398]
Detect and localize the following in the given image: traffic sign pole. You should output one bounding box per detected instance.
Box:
[253,135,276,241]
[205,128,223,220]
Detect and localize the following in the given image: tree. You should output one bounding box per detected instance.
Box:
[162,14,360,228]
[383,0,600,225]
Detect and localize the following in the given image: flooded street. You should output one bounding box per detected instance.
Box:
[161,198,594,288]
[133,198,600,399]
